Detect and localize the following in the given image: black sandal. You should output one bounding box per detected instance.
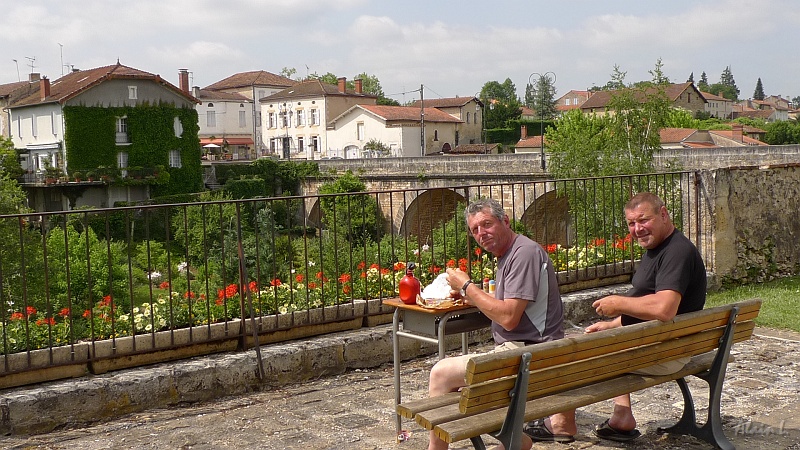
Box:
[594,419,641,442]
[523,418,576,443]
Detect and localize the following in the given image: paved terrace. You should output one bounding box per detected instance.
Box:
[0,287,798,450]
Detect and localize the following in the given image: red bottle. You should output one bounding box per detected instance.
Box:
[398,262,421,305]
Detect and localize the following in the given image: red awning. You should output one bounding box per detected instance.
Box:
[200,138,225,145]
[224,138,254,145]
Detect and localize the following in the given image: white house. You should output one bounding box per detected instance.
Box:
[409,96,483,147]
[327,104,463,158]
[259,77,377,160]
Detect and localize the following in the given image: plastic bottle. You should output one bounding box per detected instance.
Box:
[483,278,490,292]
[488,279,496,294]
[398,262,421,305]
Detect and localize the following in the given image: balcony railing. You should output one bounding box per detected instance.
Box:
[0,172,704,385]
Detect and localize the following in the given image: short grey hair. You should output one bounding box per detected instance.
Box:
[464,198,506,226]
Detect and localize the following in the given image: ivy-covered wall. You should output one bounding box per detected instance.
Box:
[63,105,202,195]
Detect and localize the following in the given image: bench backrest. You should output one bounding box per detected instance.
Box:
[459,299,761,415]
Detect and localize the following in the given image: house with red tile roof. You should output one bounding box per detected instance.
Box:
[659,126,767,148]
[327,104,463,157]
[0,78,31,137]
[409,96,484,146]
[556,90,591,114]
[580,82,706,117]
[202,70,296,155]
[699,91,733,119]
[6,62,200,211]
[259,77,377,159]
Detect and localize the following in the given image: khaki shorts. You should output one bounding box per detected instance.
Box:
[450,341,529,373]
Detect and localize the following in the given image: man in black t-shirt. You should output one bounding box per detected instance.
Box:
[585,192,706,442]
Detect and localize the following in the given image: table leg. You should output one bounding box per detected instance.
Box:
[392,307,402,437]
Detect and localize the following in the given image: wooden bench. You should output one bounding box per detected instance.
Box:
[398,299,761,450]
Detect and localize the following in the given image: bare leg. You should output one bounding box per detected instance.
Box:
[548,410,578,435]
[608,394,637,431]
[427,357,470,450]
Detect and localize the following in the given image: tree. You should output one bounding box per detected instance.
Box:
[793,96,800,109]
[363,139,392,157]
[526,74,558,120]
[708,83,739,101]
[279,67,298,80]
[648,57,671,85]
[719,66,740,100]
[318,171,383,245]
[698,72,709,92]
[480,79,522,129]
[687,72,694,83]
[753,78,765,100]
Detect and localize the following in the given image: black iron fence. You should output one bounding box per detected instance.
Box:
[0,171,704,385]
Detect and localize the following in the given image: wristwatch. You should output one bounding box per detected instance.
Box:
[460,279,473,297]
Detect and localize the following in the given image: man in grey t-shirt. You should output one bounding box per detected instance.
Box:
[424,198,576,450]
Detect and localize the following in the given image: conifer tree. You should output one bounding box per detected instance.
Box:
[753,78,765,100]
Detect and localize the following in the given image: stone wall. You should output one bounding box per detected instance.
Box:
[704,164,800,286]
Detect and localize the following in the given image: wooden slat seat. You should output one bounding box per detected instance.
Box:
[399,299,762,450]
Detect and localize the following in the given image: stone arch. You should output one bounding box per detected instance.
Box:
[520,190,573,247]
[399,188,467,242]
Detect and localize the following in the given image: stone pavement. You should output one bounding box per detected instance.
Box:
[0,323,798,450]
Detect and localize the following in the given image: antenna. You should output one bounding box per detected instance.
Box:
[25,56,36,74]
[13,59,20,81]
[59,43,64,76]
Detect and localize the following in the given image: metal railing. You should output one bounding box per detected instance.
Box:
[0,171,703,384]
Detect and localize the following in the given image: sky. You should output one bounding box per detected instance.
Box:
[2,0,799,103]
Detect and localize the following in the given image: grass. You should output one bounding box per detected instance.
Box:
[706,275,800,333]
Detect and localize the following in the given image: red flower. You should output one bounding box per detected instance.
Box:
[58,307,71,317]
[316,271,325,279]
[546,244,558,254]
[360,272,367,278]
[380,268,391,275]
[338,273,352,283]
[217,289,225,301]
[248,281,258,292]
[26,306,37,316]
[159,281,170,290]
[295,274,304,283]
[393,262,406,272]
[184,291,196,299]
[225,283,238,297]
[343,285,351,294]
[357,261,366,270]
[10,312,24,321]
[101,295,113,307]
[270,279,282,287]
[36,317,56,326]
[430,265,442,274]
[215,298,224,306]
[369,263,380,270]
[308,281,318,290]
[200,293,207,300]
[592,238,606,247]
[82,310,92,318]
[474,247,482,256]
[458,258,468,272]
[446,259,456,268]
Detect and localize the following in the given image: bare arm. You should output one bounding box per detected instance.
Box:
[591,289,682,323]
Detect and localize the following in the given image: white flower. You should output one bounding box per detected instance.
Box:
[422,244,430,251]
[307,260,316,267]
[177,262,188,273]
[149,271,162,281]
[413,249,420,256]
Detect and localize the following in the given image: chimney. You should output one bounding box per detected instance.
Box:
[192,86,200,98]
[732,124,743,143]
[40,77,50,100]
[337,77,346,93]
[521,124,528,139]
[354,78,363,94]
[29,72,41,82]
[179,69,190,93]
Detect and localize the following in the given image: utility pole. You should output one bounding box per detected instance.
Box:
[419,84,425,157]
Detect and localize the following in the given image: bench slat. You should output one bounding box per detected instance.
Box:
[396,391,460,419]
[459,323,754,415]
[437,352,717,443]
[466,300,760,384]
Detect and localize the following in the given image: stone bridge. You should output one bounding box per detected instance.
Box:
[299,154,572,244]
[296,145,800,244]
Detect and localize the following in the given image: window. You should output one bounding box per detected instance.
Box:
[357,122,365,141]
[298,136,304,153]
[117,151,129,177]
[466,112,470,124]
[51,111,58,135]
[312,136,319,152]
[206,110,216,128]
[128,86,137,99]
[434,130,439,141]
[116,117,129,143]
[16,115,21,137]
[31,113,37,137]
[310,109,319,125]
[282,110,289,128]
[173,117,183,137]
[297,110,306,126]
[169,149,182,168]
[269,112,276,129]
[239,111,246,128]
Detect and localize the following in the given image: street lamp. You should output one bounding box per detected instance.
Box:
[528,71,556,170]
[279,102,293,159]
[474,92,486,153]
